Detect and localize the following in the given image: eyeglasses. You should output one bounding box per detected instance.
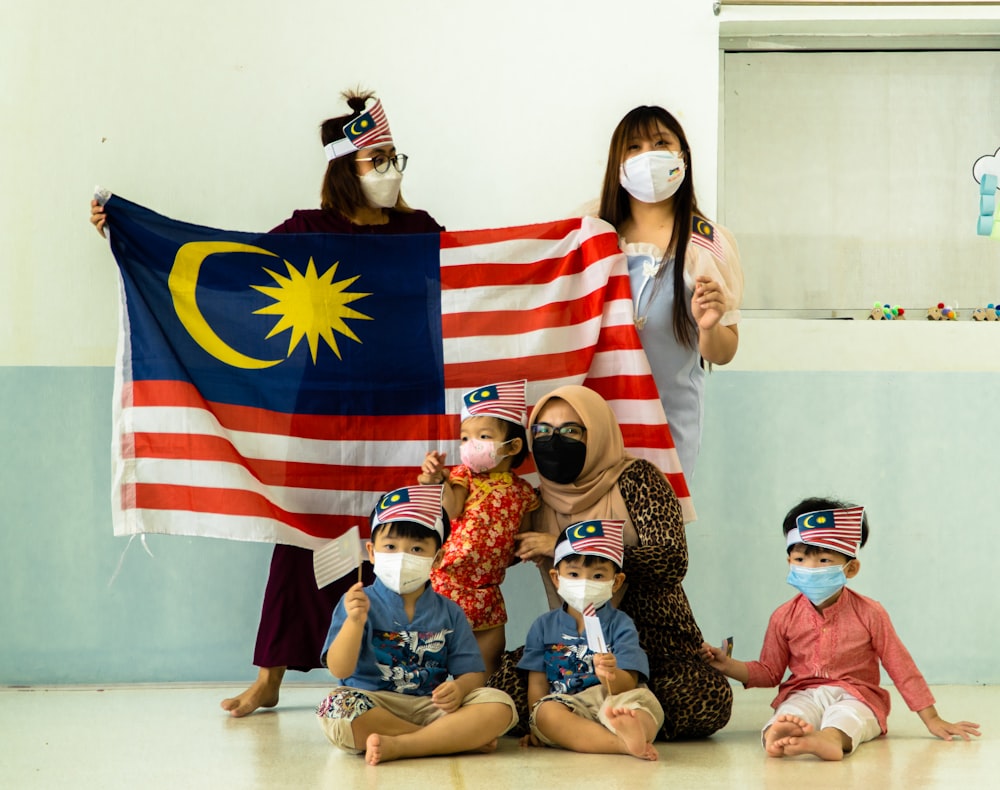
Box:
[530,422,587,443]
[355,153,408,174]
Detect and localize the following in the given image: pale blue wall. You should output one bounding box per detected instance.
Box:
[2,367,996,685]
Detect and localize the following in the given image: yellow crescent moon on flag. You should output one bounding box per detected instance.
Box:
[569,523,589,540]
[801,514,819,529]
[168,241,284,369]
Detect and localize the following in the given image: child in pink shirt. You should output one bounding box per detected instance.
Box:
[701,497,980,760]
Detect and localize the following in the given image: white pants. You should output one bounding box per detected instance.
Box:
[762,686,883,754]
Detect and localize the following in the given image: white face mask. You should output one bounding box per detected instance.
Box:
[556,577,615,613]
[619,150,685,204]
[360,168,402,209]
[373,551,434,594]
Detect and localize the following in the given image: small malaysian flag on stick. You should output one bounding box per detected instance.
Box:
[583,603,606,649]
[312,525,364,588]
[583,603,611,696]
[691,216,725,259]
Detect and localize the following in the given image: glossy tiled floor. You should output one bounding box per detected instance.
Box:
[0,684,994,789]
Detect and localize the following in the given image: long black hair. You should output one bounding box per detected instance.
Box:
[599,105,701,350]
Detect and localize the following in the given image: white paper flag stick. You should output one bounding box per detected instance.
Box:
[312,526,363,589]
[583,604,607,653]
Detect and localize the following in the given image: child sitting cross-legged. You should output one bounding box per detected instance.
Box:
[518,519,664,761]
[316,485,518,766]
[701,497,981,761]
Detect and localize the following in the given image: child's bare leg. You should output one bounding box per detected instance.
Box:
[364,702,512,765]
[763,714,809,757]
[220,666,285,717]
[535,701,657,761]
[474,625,505,678]
[350,706,422,756]
[604,706,659,761]
[775,726,850,761]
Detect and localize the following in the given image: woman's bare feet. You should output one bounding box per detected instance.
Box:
[220,666,285,718]
[764,714,808,757]
[606,707,659,761]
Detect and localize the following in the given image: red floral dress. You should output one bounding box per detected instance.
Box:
[430,466,539,630]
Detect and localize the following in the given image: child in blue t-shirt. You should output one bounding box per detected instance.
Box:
[518,520,664,760]
[316,485,518,766]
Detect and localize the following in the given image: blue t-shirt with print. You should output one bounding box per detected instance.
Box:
[518,604,649,695]
[322,578,484,696]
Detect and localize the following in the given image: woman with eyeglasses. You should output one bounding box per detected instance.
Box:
[89,90,443,718]
[500,384,732,741]
[599,105,743,482]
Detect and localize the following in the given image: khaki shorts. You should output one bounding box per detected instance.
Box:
[528,683,665,747]
[316,685,518,752]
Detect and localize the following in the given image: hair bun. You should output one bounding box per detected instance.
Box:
[341,89,376,114]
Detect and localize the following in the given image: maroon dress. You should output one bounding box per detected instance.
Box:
[253,206,444,671]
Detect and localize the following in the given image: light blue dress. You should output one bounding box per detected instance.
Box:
[623,223,742,481]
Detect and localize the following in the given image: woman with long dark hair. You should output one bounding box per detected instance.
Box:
[599,105,743,481]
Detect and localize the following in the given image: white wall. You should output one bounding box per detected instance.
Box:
[1,0,725,367]
[3,0,999,687]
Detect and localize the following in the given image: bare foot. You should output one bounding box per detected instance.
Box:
[220,667,284,718]
[366,733,404,765]
[606,707,659,761]
[519,733,544,748]
[475,739,499,754]
[635,743,659,761]
[775,729,845,761]
[764,714,809,757]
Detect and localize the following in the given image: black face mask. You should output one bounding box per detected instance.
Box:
[532,435,587,484]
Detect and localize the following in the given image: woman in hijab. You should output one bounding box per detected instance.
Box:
[502,384,731,740]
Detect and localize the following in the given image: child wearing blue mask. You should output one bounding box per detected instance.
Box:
[316,485,518,765]
[700,497,980,760]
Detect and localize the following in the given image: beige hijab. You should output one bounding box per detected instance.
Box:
[530,385,639,606]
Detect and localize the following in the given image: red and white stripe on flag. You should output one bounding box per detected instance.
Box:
[112,216,692,550]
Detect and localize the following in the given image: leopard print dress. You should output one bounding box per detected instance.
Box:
[488,459,732,740]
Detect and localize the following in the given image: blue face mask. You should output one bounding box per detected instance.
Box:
[786,564,847,606]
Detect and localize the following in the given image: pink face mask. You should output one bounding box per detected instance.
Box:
[460,438,511,474]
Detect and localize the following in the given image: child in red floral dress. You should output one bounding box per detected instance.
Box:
[418,380,539,676]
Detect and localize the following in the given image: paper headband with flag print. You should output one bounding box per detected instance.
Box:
[372,485,445,541]
[459,379,528,427]
[324,98,394,161]
[786,506,866,558]
[554,519,625,568]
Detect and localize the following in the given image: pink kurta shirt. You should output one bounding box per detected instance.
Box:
[744,588,934,732]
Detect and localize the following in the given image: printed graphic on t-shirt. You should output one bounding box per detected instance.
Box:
[372,628,452,695]
[544,640,598,695]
